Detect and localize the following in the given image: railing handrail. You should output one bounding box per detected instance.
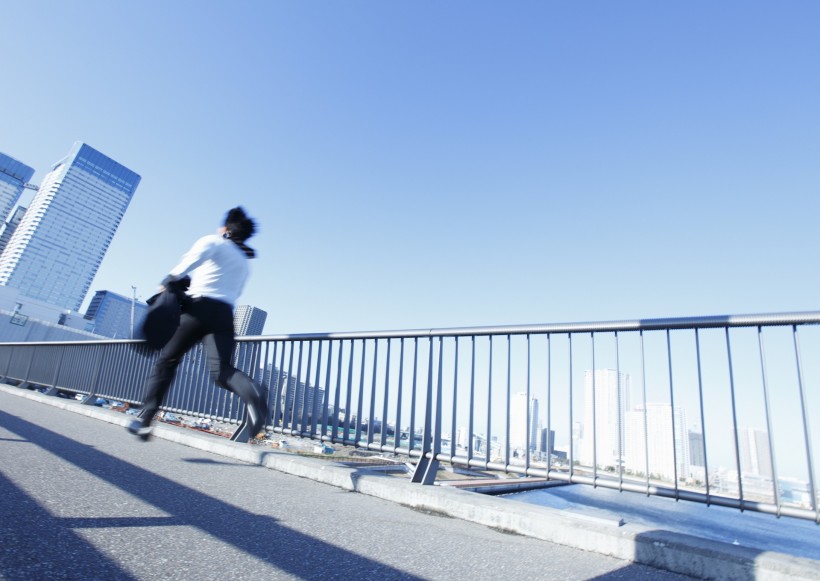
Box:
[3,310,819,347]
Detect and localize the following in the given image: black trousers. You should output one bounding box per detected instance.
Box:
[139,297,264,427]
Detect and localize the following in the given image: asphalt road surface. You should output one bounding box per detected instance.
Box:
[0,389,697,580]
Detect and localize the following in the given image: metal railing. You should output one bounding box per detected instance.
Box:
[1,310,819,522]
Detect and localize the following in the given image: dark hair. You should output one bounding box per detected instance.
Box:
[224,207,256,242]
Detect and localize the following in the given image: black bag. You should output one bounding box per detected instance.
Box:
[140,276,190,350]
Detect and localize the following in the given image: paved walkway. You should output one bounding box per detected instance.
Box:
[0,385,816,580]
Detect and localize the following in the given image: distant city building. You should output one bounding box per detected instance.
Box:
[580,369,631,469]
[0,142,140,312]
[538,427,556,458]
[689,430,705,468]
[0,152,34,225]
[737,427,773,479]
[84,290,148,339]
[266,367,326,427]
[234,305,267,335]
[510,392,539,453]
[624,403,690,482]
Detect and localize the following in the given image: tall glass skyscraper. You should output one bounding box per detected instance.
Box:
[0,142,141,312]
[0,152,34,226]
[234,305,268,335]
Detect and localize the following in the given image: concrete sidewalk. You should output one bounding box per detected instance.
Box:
[1,383,817,580]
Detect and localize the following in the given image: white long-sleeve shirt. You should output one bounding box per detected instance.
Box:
[168,234,250,305]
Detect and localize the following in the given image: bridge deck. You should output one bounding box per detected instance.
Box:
[1,384,817,580]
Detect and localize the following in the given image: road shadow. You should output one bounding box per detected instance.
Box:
[0,410,424,580]
[0,470,139,580]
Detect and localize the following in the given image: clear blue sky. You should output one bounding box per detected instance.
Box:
[2,1,818,335]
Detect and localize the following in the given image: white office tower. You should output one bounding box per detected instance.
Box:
[0,143,140,312]
[624,403,690,483]
[509,392,539,455]
[233,305,268,335]
[579,369,631,469]
[0,152,34,230]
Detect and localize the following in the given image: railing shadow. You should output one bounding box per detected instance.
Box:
[0,470,139,580]
[0,410,424,580]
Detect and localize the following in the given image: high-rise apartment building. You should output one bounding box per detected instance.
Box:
[0,152,34,227]
[0,142,140,312]
[624,402,690,482]
[579,369,631,469]
[234,305,267,335]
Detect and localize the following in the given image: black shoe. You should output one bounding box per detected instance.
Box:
[127,420,153,441]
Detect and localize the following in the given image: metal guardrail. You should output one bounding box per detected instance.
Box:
[1,311,818,522]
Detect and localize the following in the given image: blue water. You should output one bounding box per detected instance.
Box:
[506,485,820,561]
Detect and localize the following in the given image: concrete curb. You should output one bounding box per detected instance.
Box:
[3,384,818,580]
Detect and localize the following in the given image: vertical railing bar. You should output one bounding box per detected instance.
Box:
[289,340,304,432]
[22,344,36,386]
[757,326,781,515]
[290,339,313,436]
[195,345,210,417]
[666,329,680,498]
[694,329,711,503]
[726,328,745,510]
[2,345,13,379]
[409,338,419,454]
[367,339,379,446]
[380,338,391,447]
[284,340,297,430]
[300,341,314,434]
[615,331,623,490]
[504,334,511,471]
[274,341,287,430]
[468,335,476,463]
[450,337,459,462]
[591,332,597,486]
[545,333,552,477]
[343,339,355,445]
[49,346,66,394]
[355,339,367,445]
[262,340,274,429]
[640,330,650,495]
[485,335,493,466]
[321,340,333,439]
[434,335,444,464]
[525,333,531,469]
[568,333,574,480]
[85,344,105,405]
[310,340,323,437]
[394,338,405,454]
[331,340,344,441]
[423,336,434,459]
[792,325,819,522]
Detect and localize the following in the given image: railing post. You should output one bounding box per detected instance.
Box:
[412,336,440,484]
